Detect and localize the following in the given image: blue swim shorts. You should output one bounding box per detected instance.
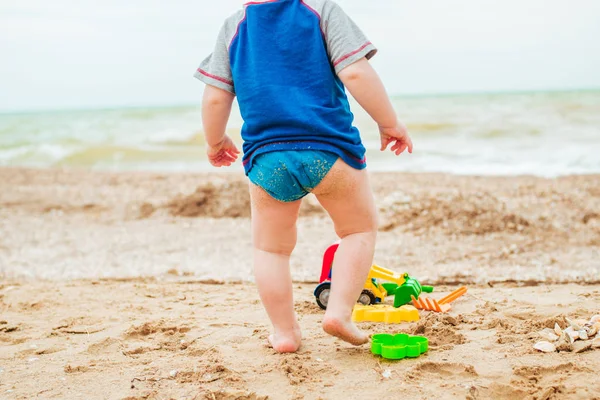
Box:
[248,150,339,202]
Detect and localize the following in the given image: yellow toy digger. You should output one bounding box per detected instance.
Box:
[314,243,434,309]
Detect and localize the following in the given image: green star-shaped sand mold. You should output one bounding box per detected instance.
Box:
[371,333,429,360]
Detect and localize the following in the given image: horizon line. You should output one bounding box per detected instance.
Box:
[1,86,599,116]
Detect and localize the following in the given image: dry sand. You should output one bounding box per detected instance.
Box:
[1,168,598,283]
[1,279,599,399]
[1,167,600,399]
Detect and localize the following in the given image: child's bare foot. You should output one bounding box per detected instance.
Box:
[268,326,302,353]
[322,315,369,345]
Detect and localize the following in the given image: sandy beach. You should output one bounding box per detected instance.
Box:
[0,279,599,400]
[2,0,599,397]
[1,167,599,399]
[1,168,599,283]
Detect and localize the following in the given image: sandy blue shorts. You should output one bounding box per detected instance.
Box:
[248,150,339,202]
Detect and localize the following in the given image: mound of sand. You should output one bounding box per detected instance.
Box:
[379,191,533,235]
[2,168,598,283]
[165,182,251,218]
[139,181,326,219]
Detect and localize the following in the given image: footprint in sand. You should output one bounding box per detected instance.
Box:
[64,364,91,374]
[198,390,267,400]
[18,344,65,357]
[510,362,596,398]
[0,322,29,345]
[52,316,106,336]
[294,301,323,316]
[411,314,467,349]
[473,382,530,400]
[86,337,123,356]
[412,361,478,378]
[119,320,209,357]
[513,362,592,384]
[124,320,191,337]
[278,353,339,386]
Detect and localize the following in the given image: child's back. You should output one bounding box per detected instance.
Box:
[196,0,377,173]
[195,0,413,353]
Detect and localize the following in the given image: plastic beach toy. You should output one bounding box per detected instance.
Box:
[352,304,420,323]
[410,287,468,313]
[314,243,435,309]
[371,333,429,360]
[391,277,435,308]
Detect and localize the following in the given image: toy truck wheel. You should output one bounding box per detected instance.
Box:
[358,290,376,306]
[315,283,331,310]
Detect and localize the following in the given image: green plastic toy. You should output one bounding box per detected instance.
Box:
[371,333,429,360]
[391,278,434,308]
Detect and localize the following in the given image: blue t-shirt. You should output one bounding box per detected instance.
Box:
[194,0,377,174]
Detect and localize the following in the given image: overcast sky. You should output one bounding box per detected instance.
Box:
[1,0,599,112]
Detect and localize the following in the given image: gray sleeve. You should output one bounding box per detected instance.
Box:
[193,23,235,94]
[321,1,377,74]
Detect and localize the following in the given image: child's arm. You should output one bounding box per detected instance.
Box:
[202,85,239,167]
[339,59,413,155]
[320,1,412,156]
[194,19,239,167]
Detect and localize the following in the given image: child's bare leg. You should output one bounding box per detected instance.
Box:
[250,183,302,353]
[312,160,378,345]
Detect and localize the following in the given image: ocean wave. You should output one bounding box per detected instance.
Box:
[1,91,599,175]
[150,128,242,146]
[0,144,75,166]
[405,122,456,133]
[54,145,203,167]
[0,144,203,168]
[473,128,543,138]
[113,106,197,120]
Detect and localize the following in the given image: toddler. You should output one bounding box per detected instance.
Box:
[195,0,413,353]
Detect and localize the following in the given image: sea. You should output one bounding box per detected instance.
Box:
[1,90,599,177]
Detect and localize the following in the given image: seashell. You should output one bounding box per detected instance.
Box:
[574,341,593,354]
[556,334,574,352]
[579,330,589,340]
[565,318,582,331]
[538,328,559,342]
[554,323,563,336]
[533,341,556,353]
[564,327,579,343]
[587,322,600,338]
[590,315,600,324]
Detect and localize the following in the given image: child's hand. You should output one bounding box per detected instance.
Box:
[207,135,240,167]
[379,122,413,156]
